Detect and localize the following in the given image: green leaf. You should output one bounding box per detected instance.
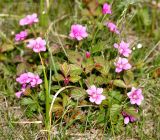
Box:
[70,75,81,83]
[52,103,63,112]
[91,42,105,53]
[85,74,96,85]
[0,43,14,52]
[139,8,151,26]
[70,87,86,100]
[124,107,139,119]
[82,58,94,74]
[110,104,121,123]
[97,111,106,124]
[38,91,45,101]
[110,104,121,116]
[113,80,127,88]
[94,56,105,66]
[67,50,83,65]
[70,64,82,76]
[94,76,109,85]
[94,56,110,75]
[108,90,123,103]
[16,63,30,75]
[51,85,62,91]
[62,94,70,107]
[36,65,44,75]
[0,54,8,61]
[99,63,110,75]
[60,62,70,77]
[21,98,35,105]
[52,74,64,81]
[123,70,134,85]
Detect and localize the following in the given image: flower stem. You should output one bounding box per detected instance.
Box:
[91,15,106,46]
[39,53,50,137]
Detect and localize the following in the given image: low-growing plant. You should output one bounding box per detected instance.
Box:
[13,1,145,139]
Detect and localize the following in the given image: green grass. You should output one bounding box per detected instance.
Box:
[0,0,160,139]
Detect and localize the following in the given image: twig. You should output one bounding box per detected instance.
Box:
[143,40,160,62]
[11,121,42,124]
[0,14,20,18]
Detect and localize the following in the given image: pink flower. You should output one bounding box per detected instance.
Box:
[86,85,106,104]
[15,30,28,41]
[16,72,42,87]
[19,13,38,26]
[102,3,112,14]
[27,72,42,87]
[127,87,144,105]
[69,24,88,41]
[122,111,137,124]
[15,91,23,98]
[16,73,31,85]
[16,72,42,98]
[86,51,91,58]
[15,87,26,98]
[114,57,132,73]
[114,41,132,57]
[27,37,46,53]
[105,22,120,34]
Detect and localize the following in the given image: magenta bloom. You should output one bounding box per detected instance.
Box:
[16,72,42,87]
[127,87,144,105]
[19,13,38,26]
[15,87,26,98]
[122,111,137,124]
[86,51,91,58]
[69,24,88,41]
[27,72,43,87]
[16,72,42,98]
[86,85,106,105]
[27,37,46,53]
[105,22,120,34]
[102,3,112,14]
[114,41,132,57]
[114,57,132,73]
[16,73,31,85]
[15,30,28,41]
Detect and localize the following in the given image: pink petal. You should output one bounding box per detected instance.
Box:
[89,97,96,103]
[114,43,119,48]
[100,95,106,100]
[136,99,141,105]
[95,98,102,105]
[90,85,97,93]
[115,68,122,73]
[130,99,136,104]
[37,79,42,84]
[15,91,23,98]
[76,36,83,41]
[123,63,131,70]
[86,89,91,95]
[124,117,129,124]
[96,88,103,94]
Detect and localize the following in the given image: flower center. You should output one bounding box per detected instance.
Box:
[73,30,80,37]
[132,93,138,99]
[92,93,97,98]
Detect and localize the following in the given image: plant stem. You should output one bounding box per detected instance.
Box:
[39,53,50,137]
[91,15,106,46]
[49,86,74,124]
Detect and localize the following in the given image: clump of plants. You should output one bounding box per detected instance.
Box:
[14,2,144,138]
